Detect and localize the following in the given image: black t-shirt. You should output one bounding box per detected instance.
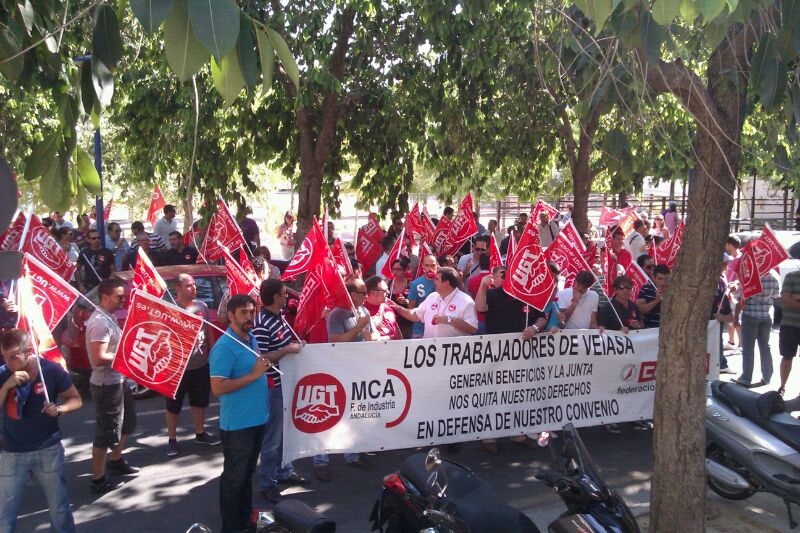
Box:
[79,248,115,289]
[598,299,642,330]
[123,249,166,270]
[165,247,199,265]
[484,287,546,334]
[637,283,661,328]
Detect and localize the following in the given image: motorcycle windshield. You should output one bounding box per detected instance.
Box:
[563,423,608,491]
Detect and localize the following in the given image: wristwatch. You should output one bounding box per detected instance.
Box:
[532,325,540,333]
[447,316,452,324]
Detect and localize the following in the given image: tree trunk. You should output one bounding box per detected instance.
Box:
[570,114,599,235]
[647,21,754,531]
[181,185,194,234]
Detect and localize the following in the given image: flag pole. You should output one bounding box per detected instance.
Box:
[15,271,51,403]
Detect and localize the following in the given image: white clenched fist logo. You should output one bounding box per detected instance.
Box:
[130,328,172,380]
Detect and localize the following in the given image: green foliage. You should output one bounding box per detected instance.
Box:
[188,0,240,63]
[130,0,177,33]
[163,0,208,82]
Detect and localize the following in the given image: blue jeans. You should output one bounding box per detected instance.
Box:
[741,315,773,383]
[258,386,294,489]
[0,443,75,533]
[313,453,360,465]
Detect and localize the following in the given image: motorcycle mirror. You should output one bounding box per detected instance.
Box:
[537,431,551,447]
[425,448,443,472]
[425,470,448,498]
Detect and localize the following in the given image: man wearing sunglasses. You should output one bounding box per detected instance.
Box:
[77,229,115,292]
[597,275,642,334]
[457,235,490,283]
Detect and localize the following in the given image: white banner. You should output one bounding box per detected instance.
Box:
[281,322,720,464]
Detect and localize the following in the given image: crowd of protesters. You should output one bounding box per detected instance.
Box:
[1,198,794,533]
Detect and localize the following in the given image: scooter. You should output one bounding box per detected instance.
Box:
[705,380,800,528]
[370,423,640,532]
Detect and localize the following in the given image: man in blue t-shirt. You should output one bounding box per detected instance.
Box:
[0,329,82,533]
[209,294,269,533]
[408,254,438,338]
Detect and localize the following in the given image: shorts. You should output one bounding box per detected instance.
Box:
[165,364,211,414]
[779,324,800,358]
[91,382,137,449]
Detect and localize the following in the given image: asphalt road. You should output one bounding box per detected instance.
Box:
[14,327,795,533]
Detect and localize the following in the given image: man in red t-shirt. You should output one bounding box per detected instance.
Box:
[364,276,402,340]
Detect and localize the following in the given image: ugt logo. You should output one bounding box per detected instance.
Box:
[129,327,174,382]
[292,373,346,433]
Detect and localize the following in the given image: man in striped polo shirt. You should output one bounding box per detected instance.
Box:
[252,279,307,503]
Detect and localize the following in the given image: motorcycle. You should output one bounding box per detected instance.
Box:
[705,380,800,529]
[185,500,336,533]
[370,423,640,532]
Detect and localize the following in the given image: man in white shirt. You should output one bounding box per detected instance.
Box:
[153,205,178,246]
[391,267,478,338]
[537,213,560,248]
[557,270,600,330]
[456,236,489,283]
[624,220,648,259]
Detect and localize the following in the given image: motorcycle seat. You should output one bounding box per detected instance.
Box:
[273,499,336,533]
[712,381,800,452]
[401,453,539,533]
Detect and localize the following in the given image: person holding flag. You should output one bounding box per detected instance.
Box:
[0,329,82,533]
[407,255,439,339]
[165,274,220,457]
[86,279,139,493]
[456,235,490,283]
[598,275,642,334]
[77,229,115,292]
[252,279,307,503]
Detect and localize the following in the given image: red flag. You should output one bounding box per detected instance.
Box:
[103,198,113,220]
[617,210,640,236]
[21,254,80,330]
[599,206,624,227]
[431,215,451,254]
[199,198,248,261]
[405,203,423,236]
[420,207,436,242]
[602,228,615,298]
[132,247,167,298]
[237,248,259,283]
[442,193,478,255]
[583,241,598,266]
[294,267,327,340]
[0,211,25,250]
[361,213,386,242]
[184,227,200,247]
[356,227,383,269]
[21,214,76,280]
[752,224,789,277]
[16,262,66,368]
[506,230,517,264]
[381,228,406,278]
[282,218,328,280]
[545,233,595,288]
[530,198,559,225]
[624,261,650,302]
[489,233,503,271]
[331,238,352,278]
[146,184,166,225]
[503,227,555,311]
[557,219,586,253]
[112,290,203,399]
[221,246,258,296]
[320,257,352,310]
[662,219,684,269]
[737,241,763,298]
[648,238,657,261]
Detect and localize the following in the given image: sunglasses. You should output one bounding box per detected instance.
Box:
[352,290,368,295]
[616,286,632,290]
[474,247,487,252]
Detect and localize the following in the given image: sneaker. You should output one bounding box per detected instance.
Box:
[605,424,621,434]
[719,367,736,375]
[347,455,374,471]
[313,464,332,483]
[194,432,221,446]
[107,458,140,475]
[90,475,123,494]
[277,472,310,486]
[167,439,178,457]
[632,420,654,430]
[260,485,282,503]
